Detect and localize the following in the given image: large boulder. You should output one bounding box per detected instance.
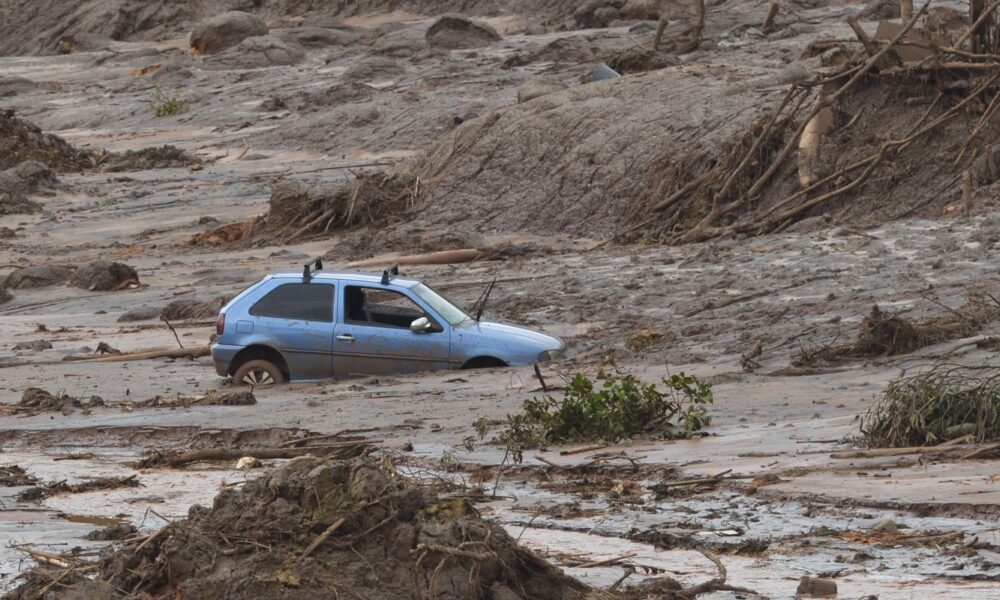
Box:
[5,265,75,289]
[190,11,268,54]
[68,261,138,291]
[425,15,501,50]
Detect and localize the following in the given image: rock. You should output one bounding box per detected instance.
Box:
[5,265,75,289]
[117,306,161,322]
[211,34,305,68]
[68,261,138,291]
[517,79,568,103]
[425,15,501,50]
[85,523,138,541]
[796,576,837,598]
[870,518,902,534]
[286,27,359,47]
[621,0,661,20]
[12,339,52,351]
[344,56,405,81]
[0,226,15,238]
[0,161,59,215]
[0,288,10,304]
[574,0,625,28]
[370,27,427,57]
[160,298,223,321]
[190,11,268,54]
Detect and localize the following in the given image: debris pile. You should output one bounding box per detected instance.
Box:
[796,297,999,366]
[130,390,255,409]
[6,457,591,600]
[863,366,1000,447]
[0,465,37,487]
[1,387,105,416]
[191,171,417,247]
[0,109,93,172]
[67,261,139,291]
[16,474,139,502]
[99,145,201,172]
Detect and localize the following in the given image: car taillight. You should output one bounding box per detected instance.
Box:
[216,312,225,336]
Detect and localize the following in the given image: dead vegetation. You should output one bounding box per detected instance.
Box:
[862,366,1000,448]
[794,293,1000,366]
[628,6,1000,243]
[0,109,93,172]
[189,171,418,247]
[0,387,105,417]
[6,457,592,600]
[15,474,139,502]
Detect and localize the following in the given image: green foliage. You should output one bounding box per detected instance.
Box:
[149,86,185,117]
[497,370,713,463]
[863,367,1000,447]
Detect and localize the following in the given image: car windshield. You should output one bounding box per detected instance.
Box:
[412,283,470,326]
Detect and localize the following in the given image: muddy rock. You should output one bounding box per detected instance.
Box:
[370,25,429,57]
[116,306,160,322]
[344,56,406,81]
[621,0,661,20]
[796,576,838,597]
[68,261,139,291]
[190,11,268,55]
[286,26,359,47]
[12,339,52,351]
[210,34,305,68]
[100,145,201,172]
[574,0,625,28]
[9,387,104,415]
[85,523,138,541]
[4,265,75,289]
[0,161,58,215]
[517,79,568,103]
[0,287,10,305]
[0,226,16,238]
[425,14,501,50]
[0,109,93,172]
[160,297,223,321]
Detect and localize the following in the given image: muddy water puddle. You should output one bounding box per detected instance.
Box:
[0,447,251,590]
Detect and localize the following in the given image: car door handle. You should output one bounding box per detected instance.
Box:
[336,334,355,343]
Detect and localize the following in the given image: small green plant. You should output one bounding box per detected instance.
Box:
[439,450,455,467]
[149,85,185,117]
[497,369,713,463]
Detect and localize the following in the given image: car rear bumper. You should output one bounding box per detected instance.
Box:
[211,343,241,377]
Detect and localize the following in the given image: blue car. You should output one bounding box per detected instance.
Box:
[211,264,566,385]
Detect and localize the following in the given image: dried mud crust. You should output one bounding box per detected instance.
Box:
[5,457,591,600]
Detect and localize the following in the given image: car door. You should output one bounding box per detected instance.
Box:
[333,283,450,378]
[246,281,336,380]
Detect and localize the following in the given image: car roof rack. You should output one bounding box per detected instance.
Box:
[302,258,324,282]
[381,264,399,285]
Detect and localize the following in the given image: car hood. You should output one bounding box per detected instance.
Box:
[455,320,563,349]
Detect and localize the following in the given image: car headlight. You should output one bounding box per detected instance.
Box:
[537,349,563,362]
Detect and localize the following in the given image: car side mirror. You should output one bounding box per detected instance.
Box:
[410,317,434,333]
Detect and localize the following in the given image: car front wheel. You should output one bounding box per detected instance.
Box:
[233,359,285,386]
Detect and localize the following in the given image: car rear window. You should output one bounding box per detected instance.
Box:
[249,283,333,322]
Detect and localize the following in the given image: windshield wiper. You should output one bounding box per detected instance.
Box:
[471,276,497,321]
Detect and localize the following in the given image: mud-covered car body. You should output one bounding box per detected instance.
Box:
[211,269,565,382]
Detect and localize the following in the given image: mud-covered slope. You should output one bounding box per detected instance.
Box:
[0,0,604,56]
[415,66,777,237]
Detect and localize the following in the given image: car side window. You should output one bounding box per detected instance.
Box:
[344,286,427,329]
[250,283,334,322]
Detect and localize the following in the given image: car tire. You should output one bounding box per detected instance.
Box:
[233,359,285,386]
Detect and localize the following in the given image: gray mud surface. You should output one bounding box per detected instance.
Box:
[2,0,1000,598]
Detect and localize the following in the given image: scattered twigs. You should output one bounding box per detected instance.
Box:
[678,549,764,598]
[161,318,183,349]
[299,517,346,560]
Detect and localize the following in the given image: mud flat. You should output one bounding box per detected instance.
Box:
[3,0,1000,597]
